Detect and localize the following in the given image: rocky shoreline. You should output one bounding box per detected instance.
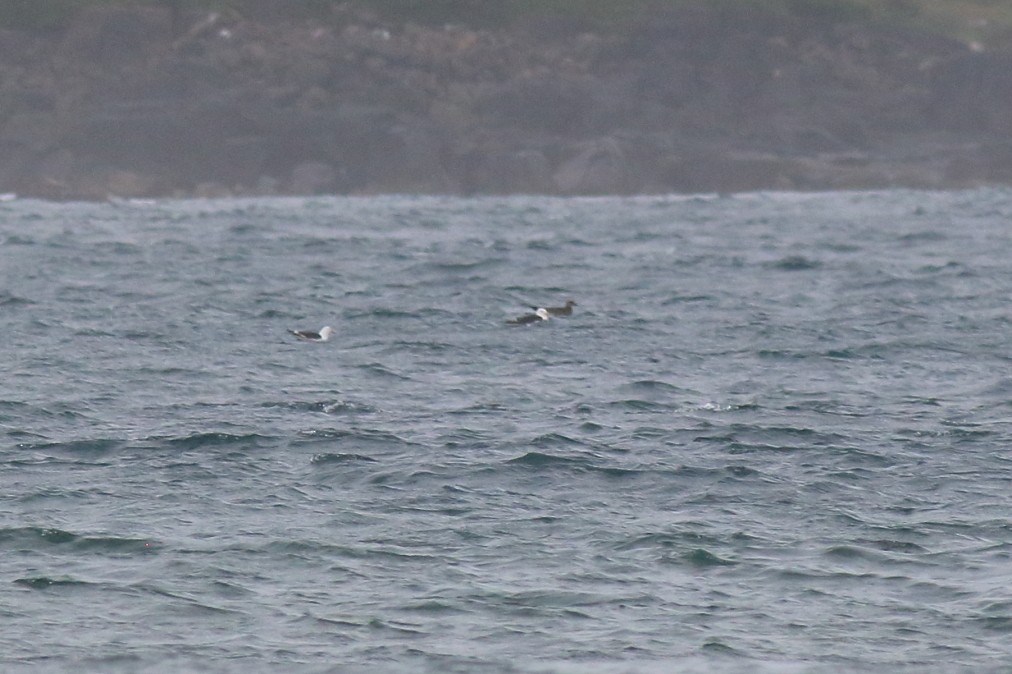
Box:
[3,3,1012,199]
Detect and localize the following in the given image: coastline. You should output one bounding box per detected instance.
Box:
[3,2,1012,200]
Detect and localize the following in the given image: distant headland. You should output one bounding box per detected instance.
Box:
[3,0,1012,199]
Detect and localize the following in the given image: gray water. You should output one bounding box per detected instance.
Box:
[2,191,1012,673]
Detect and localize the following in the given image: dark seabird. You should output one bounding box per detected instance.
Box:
[289,326,334,342]
[507,308,550,326]
[530,299,576,316]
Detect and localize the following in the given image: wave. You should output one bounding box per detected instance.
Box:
[437,427,495,449]
[604,392,683,410]
[14,577,95,590]
[356,362,413,380]
[385,339,455,353]
[310,452,378,465]
[619,379,685,394]
[529,432,586,449]
[347,308,426,320]
[613,529,727,552]
[261,399,377,415]
[676,548,738,568]
[507,451,590,469]
[161,432,274,451]
[15,437,125,455]
[505,450,645,480]
[0,526,155,553]
[294,428,419,453]
[0,291,32,306]
[691,424,854,455]
[765,255,822,271]
[1,233,34,245]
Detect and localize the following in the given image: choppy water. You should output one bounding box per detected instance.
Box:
[2,191,1012,673]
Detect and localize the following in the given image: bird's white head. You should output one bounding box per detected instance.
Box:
[535,308,550,321]
[318,326,334,341]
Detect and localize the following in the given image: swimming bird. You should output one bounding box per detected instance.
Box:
[507,308,551,326]
[289,326,334,342]
[530,299,576,316]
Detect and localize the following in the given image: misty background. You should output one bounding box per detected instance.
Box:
[3,0,1012,199]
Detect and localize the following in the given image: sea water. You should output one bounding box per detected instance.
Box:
[2,191,1012,673]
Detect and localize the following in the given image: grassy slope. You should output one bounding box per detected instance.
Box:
[3,0,1012,46]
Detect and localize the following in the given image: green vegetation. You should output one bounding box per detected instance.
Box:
[3,0,1012,45]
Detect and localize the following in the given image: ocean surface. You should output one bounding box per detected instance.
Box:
[2,191,1012,674]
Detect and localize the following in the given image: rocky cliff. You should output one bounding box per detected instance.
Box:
[3,2,1012,199]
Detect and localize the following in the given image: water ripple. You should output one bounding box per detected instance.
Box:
[4,192,1012,672]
